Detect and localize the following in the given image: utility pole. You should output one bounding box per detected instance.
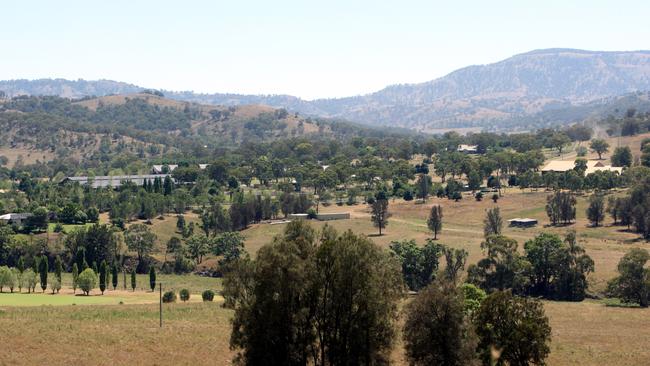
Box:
[159,282,163,328]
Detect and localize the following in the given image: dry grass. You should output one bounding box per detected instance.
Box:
[0,302,235,366]
[544,300,650,366]
[0,146,54,167]
[243,189,642,292]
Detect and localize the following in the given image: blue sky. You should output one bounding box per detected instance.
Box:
[2,0,649,99]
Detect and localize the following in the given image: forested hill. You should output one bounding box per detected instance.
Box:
[2,49,650,131]
[0,93,414,167]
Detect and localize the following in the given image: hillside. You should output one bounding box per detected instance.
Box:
[0,94,410,169]
[3,49,650,131]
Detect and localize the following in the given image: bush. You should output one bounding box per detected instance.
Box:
[162,290,177,303]
[306,208,317,219]
[202,289,215,302]
[78,268,98,295]
[53,223,65,233]
[179,288,190,302]
[475,192,483,201]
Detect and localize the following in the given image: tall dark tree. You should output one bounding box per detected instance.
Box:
[427,205,443,239]
[38,255,48,293]
[371,192,390,235]
[474,291,551,366]
[607,248,650,307]
[586,194,605,227]
[483,207,503,237]
[403,281,478,366]
[149,266,156,292]
[111,262,118,290]
[99,260,107,294]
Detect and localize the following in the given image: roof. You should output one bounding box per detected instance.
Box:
[458,144,478,151]
[508,218,538,223]
[152,164,178,173]
[0,213,32,220]
[541,160,623,175]
[62,174,173,188]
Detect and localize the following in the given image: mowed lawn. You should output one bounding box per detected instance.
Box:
[0,292,155,306]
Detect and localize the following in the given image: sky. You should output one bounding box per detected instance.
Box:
[2,0,649,100]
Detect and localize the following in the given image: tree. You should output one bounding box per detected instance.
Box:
[607,248,650,307]
[50,276,61,294]
[483,207,503,237]
[371,192,390,235]
[474,291,551,366]
[390,239,442,291]
[54,256,63,285]
[71,263,79,294]
[125,224,157,270]
[467,235,531,294]
[111,262,118,290]
[99,260,108,294]
[176,215,186,233]
[212,231,247,267]
[179,288,190,302]
[225,221,404,366]
[427,205,443,239]
[403,281,478,366]
[586,194,605,227]
[131,268,136,291]
[26,207,48,232]
[415,174,432,201]
[24,269,38,294]
[611,146,632,167]
[149,266,156,292]
[78,268,98,295]
[589,139,610,160]
[186,234,210,264]
[549,132,571,154]
[442,247,468,283]
[546,191,576,225]
[524,232,593,300]
[38,255,48,293]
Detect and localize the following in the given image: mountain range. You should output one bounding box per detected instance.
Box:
[2,48,650,131]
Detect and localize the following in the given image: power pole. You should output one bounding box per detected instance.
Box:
[159,282,163,328]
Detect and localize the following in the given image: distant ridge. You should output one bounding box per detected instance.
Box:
[2,48,650,131]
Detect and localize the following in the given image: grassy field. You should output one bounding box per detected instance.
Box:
[4,182,650,364]
[0,298,648,365]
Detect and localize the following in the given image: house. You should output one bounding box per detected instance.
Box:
[508,218,538,227]
[61,174,173,189]
[0,213,33,226]
[316,212,350,221]
[198,164,209,170]
[541,160,623,176]
[457,144,478,154]
[151,164,178,174]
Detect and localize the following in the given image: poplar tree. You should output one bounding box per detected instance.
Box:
[38,255,48,293]
[99,260,107,294]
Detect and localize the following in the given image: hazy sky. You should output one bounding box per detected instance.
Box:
[2,0,649,99]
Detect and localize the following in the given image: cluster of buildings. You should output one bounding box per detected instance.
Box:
[60,164,209,189]
[541,160,623,175]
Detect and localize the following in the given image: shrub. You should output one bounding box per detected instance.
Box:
[492,193,499,203]
[202,289,215,302]
[53,223,64,233]
[179,288,190,302]
[162,290,177,303]
[475,192,483,201]
[78,268,98,295]
[306,208,317,219]
[50,276,61,294]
